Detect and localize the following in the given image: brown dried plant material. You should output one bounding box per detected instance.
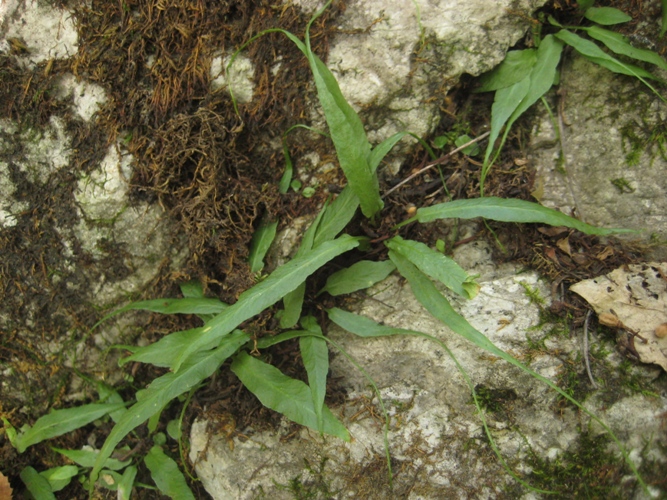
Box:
[0,472,12,500]
[570,262,667,371]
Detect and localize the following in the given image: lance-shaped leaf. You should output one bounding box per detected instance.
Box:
[53,447,131,471]
[40,465,78,493]
[300,317,328,433]
[118,327,206,368]
[400,196,633,235]
[8,403,125,453]
[386,236,478,299]
[555,30,658,80]
[173,235,360,371]
[319,260,396,296]
[144,446,195,500]
[90,332,249,489]
[303,3,381,218]
[20,467,55,500]
[231,351,349,441]
[248,217,279,273]
[584,26,667,71]
[584,6,631,25]
[476,49,537,92]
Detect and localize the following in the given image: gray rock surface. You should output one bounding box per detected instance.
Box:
[191,247,666,498]
[530,54,667,256]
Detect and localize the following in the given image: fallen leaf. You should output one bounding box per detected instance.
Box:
[570,262,667,371]
[556,236,572,256]
[0,471,12,500]
[537,226,569,237]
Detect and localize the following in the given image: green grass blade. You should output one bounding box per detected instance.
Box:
[387,250,648,493]
[173,235,360,371]
[300,317,329,433]
[144,446,195,500]
[662,0,667,37]
[584,26,667,71]
[402,197,634,235]
[90,332,249,489]
[319,259,395,296]
[386,236,479,299]
[248,217,278,273]
[476,49,537,92]
[584,6,631,25]
[20,466,55,500]
[12,403,125,453]
[231,351,349,441]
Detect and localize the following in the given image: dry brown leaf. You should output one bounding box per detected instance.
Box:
[0,471,12,500]
[556,236,572,256]
[570,262,667,371]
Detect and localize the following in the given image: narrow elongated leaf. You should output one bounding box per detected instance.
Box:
[40,465,78,492]
[144,446,195,500]
[555,30,658,79]
[248,218,279,273]
[281,202,329,329]
[53,447,131,471]
[98,298,227,327]
[386,237,478,299]
[328,307,408,338]
[20,467,55,500]
[388,250,647,490]
[476,49,537,92]
[255,329,311,349]
[482,76,530,166]
[319,260,395,296]
[118,327,207,368]
[90,332,249,489]
[312,187,359,248]
[231,351,349,441]
[13,403,125,453]
[507,35,563,125]
[280,282,305,329]
[300,317,328,432]
[403,197,633,235]
[585,26,667,71]
[309,53,381,218]
[179,280,218,322]
[582,54,658,79]
[584,6,631,25]
[368,132,410,172]
[662,0,667,37]
[174,235,360,371]
[118,466,137,500]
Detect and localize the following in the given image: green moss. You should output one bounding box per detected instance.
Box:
[527,431,630,497]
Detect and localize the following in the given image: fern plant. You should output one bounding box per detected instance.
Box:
[4,1,652,497]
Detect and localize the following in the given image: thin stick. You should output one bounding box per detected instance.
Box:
[583,309,598,389]
[382,131,491,198]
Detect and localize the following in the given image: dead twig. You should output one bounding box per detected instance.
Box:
[582,309,598,389]
[382,131,490,198]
